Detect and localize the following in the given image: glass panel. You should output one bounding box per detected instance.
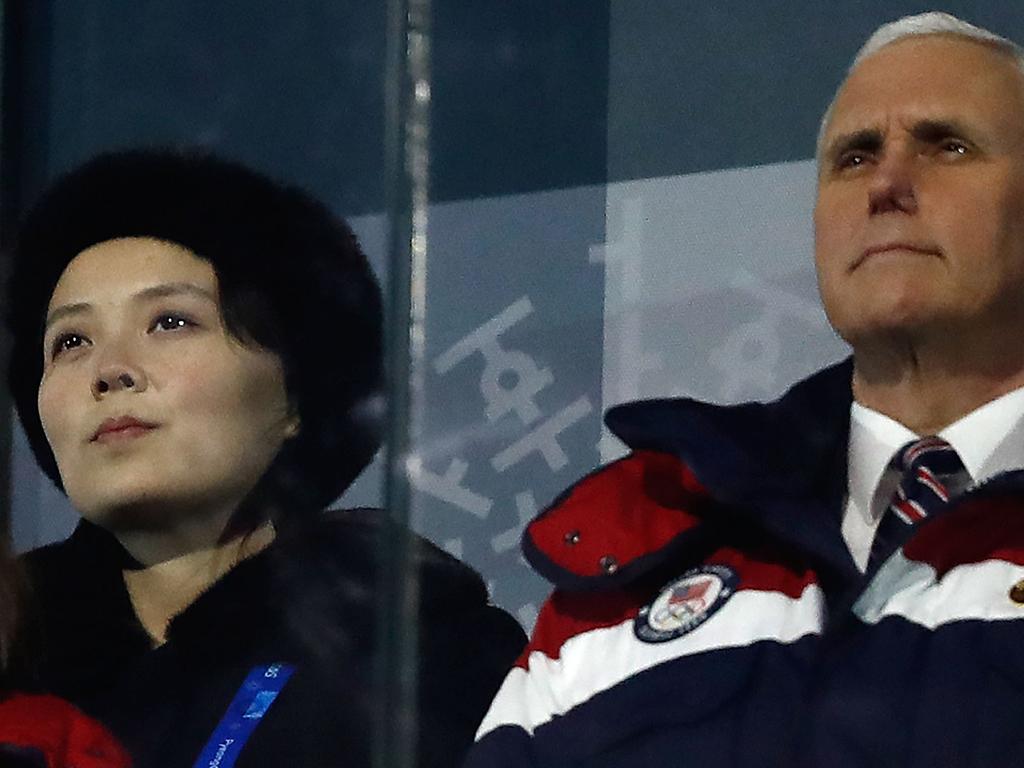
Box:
[406,2,1024,766]
[411,2,1024,632]
[405,0,609,635]
[9,3,1024,767]
[0,3,424,766]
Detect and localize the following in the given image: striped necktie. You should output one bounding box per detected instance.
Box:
[866,436,970,576]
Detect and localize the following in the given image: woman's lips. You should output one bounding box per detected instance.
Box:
[91,417,158,443]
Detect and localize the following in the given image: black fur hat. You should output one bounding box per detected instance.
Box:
[6,147,384,526]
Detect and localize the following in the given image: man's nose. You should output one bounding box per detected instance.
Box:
[91,342,148,400]
[867,147,918,215]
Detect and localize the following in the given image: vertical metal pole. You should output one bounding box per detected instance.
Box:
[375,0,430,765]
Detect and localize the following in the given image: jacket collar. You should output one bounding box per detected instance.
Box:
[51,520,288,663]
[604,358,859,581]
[43,511,409,670]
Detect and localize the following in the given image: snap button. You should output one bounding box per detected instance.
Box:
[599,555,619,574]
[1010,579,1024,605]
[563,530,580,545]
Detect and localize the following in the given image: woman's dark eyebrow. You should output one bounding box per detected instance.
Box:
[44,282,216,331]
[44,302,91,330]
[133,282,217,303]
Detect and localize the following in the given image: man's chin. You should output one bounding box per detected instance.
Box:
[832,300,953,346]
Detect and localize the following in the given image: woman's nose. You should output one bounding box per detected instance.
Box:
[92,361,148,399]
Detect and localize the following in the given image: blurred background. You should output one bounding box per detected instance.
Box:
[3,1,1024,633]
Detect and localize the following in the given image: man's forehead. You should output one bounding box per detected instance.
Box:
[824,35,1024,139]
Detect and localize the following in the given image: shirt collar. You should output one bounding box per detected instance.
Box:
[938,385,1024,482]
[848,384,1024,526]
[848,402,916,527]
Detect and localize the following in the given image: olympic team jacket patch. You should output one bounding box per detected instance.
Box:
[635,565,739,643]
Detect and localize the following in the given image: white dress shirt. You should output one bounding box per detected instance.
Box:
[842,385,1024,571]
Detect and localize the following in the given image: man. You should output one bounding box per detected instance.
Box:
[466,12,1024,767]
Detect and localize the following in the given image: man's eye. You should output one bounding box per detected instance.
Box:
[835,151,869,170]
[50,333,88,359]
[150,314,195,332]
[941,140,968,155]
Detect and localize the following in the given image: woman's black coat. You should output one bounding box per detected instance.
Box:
[21,509,526,768]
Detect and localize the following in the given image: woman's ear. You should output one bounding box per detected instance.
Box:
[283,401,301,439]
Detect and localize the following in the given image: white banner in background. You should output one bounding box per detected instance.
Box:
[597,160,849,461]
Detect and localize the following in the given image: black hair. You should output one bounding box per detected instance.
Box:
[5,147,384,530]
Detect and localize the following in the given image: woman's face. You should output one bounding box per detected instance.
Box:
[37,237,299,535]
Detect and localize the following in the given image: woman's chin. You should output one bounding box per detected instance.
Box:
[75,492,181,534]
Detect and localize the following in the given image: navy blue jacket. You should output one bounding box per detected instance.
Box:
[467,360,1024,767]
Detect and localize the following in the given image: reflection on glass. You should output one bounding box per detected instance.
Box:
[3,149,523,767]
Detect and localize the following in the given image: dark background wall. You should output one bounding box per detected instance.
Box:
[2,0,609,217]
[607,2,1024,179]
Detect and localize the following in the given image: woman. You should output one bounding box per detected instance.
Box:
[7,149,525,768]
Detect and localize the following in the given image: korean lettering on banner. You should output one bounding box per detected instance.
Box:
[422,296,594,627]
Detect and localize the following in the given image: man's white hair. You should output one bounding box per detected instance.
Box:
[816,12,1024,160]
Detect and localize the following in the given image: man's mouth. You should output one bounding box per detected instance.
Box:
[852,242,941,270]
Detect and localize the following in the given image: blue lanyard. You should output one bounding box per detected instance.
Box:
[192,663,296,768]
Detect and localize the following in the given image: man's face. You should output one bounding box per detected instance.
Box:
[815,36,1024,351]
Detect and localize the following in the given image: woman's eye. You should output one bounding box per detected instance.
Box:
[50,333,89,359]
[150,314,195,332]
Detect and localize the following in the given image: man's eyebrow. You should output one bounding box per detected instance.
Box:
[824,128,884,163]
[910,118,975,143]
[44,282,217,331]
